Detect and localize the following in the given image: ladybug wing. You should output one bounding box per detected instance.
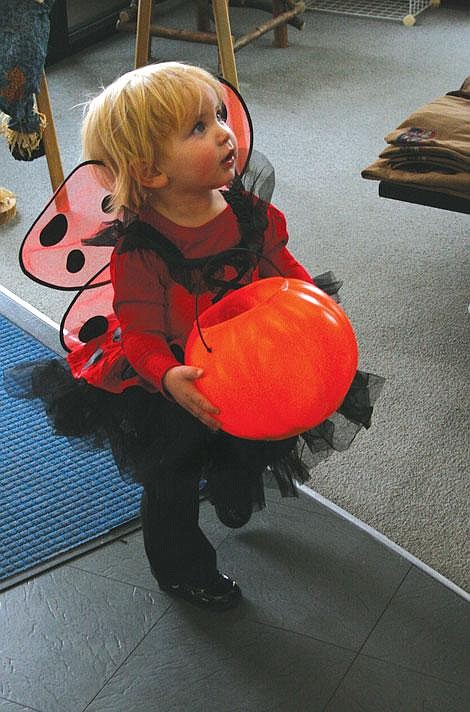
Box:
[219,79,275,203]
[60,264,116,353]
[219,78,253,179]
[20,161,117,291]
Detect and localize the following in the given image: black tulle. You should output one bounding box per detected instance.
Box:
[5,357,384,511]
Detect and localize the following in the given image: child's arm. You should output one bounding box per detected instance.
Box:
[110,248,183,388]
[112,249,220,429]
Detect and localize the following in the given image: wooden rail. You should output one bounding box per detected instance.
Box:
[117,1,306,89]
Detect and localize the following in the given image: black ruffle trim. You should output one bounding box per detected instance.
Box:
[83,177,268,300]
[5,359,384,511]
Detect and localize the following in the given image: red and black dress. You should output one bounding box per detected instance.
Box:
[7,180,383,585]
[10,179,383,497]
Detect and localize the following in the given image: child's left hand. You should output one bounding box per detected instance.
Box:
[163,365,221,431]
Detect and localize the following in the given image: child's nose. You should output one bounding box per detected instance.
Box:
[217,124,233,145]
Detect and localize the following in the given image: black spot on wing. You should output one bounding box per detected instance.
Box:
[78,315,109,343]
[101,195,113,213]
[39,213,68,246]
[66,249,85,273]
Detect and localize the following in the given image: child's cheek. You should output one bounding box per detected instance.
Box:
[196,151,218,175]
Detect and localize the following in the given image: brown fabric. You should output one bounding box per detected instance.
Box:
[381,144,470,166]
[362,91,470,198]
[361,158,470,200]
[387,159,459,175]
[385,95,470,158]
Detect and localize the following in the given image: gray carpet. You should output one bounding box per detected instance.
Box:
[0,2,468,590]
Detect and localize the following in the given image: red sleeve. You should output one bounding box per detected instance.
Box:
[110,249,180,391]
[260,203,314,283]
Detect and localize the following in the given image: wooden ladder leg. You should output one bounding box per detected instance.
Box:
[212,0,239,90]
[37,71,64,192]
[135,0,153,68]
[195,0,211,31]
[273,0,288,48]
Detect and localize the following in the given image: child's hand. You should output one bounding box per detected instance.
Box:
[163,366,220,431]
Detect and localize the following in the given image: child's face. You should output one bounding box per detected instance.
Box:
[158,85,238,193]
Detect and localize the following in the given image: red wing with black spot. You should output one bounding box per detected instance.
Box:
[19,161,117,352]
[20,161,116,290]
[59,264,115,352]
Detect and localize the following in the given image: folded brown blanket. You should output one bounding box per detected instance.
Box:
[362,158,470,200]
[362,83,470,199]
[385,95,470,159]
[381,144,470,167]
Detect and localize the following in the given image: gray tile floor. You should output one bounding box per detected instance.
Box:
[4,242,465,712]
[1,488,469,712]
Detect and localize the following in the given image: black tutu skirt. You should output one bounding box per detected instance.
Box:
[5,355,385,512]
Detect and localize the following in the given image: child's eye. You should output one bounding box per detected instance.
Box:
[219,103,228,122]
[192,121,205,134]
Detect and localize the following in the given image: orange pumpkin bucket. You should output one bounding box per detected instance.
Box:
[185,277,358,440]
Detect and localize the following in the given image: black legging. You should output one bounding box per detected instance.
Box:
[141,471,217,587]
[140,428,296,587]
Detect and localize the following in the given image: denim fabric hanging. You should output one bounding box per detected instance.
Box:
[0,0,55,161]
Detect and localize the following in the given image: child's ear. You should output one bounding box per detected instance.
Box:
[130,160,169,189]
[142,170,169,189]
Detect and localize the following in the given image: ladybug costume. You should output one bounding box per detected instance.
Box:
[6,80,384,587]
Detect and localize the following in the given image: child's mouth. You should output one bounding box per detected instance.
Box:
[221,149,236,168]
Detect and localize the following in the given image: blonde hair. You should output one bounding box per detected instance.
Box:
[81,62,223,212]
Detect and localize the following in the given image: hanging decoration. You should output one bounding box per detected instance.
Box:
[0,0,55,161]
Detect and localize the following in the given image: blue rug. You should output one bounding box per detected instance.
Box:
[0,314,142,590]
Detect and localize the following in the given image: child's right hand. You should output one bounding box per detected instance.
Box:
[162,365,220,431]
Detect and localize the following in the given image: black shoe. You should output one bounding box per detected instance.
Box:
[214,500,253,529]
[159,572,242,611]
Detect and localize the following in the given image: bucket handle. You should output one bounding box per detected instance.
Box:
[195,248,283,353]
